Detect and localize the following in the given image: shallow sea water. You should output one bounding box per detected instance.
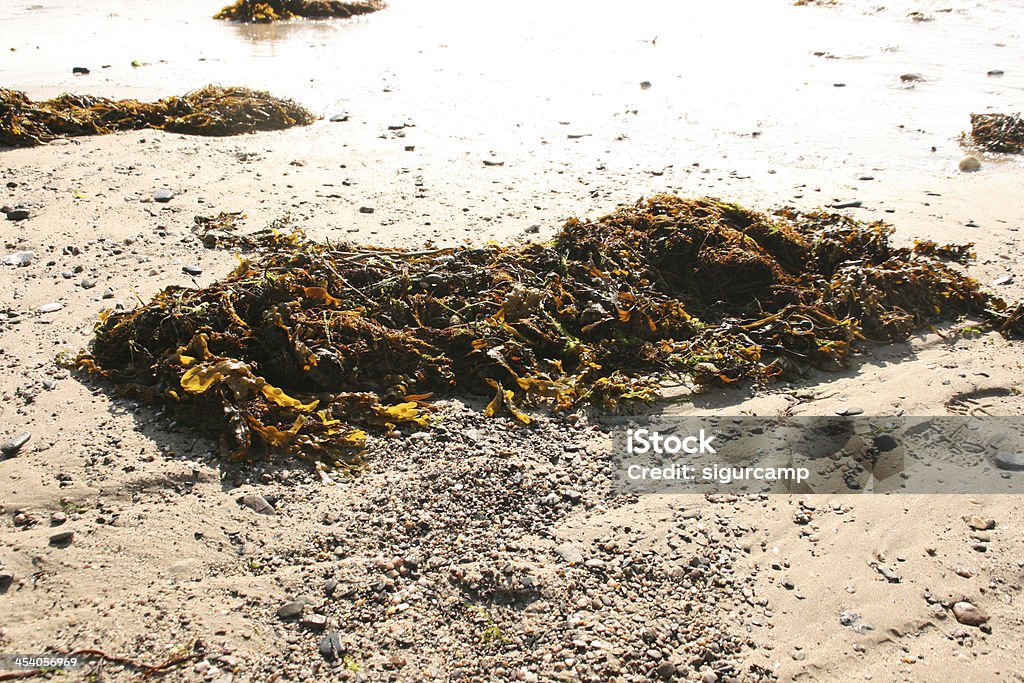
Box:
[1,0,1022,174]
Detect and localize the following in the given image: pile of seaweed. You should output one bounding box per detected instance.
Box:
[77,195,1023,466]
[0,86,316,147]
[215,0,383,22]
[967,113,1024,153]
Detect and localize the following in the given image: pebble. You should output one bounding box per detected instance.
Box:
[993,452,1024,471]
[831,200,863,209]
[872,434,899,452]
[900,73,925,82]
[967,516,995,531]
[1,432,31,456]
[0,571,13,591]
[276,600,305,620]
[38,303,63,313]
[554,542,585,564]
[240,494,275,515]
[5,208,31,221]
[835,406,864,416]
[102,288,115,299]
[153,188,175,203]
[329,113,350,122]
[839,610,860,626]
[72,66,90,74]
[987,69,1005,76]
[301,613,327,631]
[182,265,203,276]
[701,671,719,683]
[49,530,74,546]
[2,250,35,266]
[952,601,988,627]
[875,565,901,583]
[318,631,343,661]
[358,206,375,214]
[50,511,67,526]
[958,156,982,173]
[81,279,97,289]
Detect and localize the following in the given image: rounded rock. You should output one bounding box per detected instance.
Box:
[959,156,982,173]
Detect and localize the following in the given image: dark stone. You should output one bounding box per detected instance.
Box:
[1,432,31,456]
[358,206,375,214]
[318,631,344,661]
[993,452,1024,471]
[0,571,13,591]
[49,530,74,546]
[153,188,175,203]
[276,600,305,620]
[72,66,90,74]
[5,209,31,221]
[182,265,203,277]
[873,434,899,452]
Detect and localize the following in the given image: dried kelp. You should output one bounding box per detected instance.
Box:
[215,0,383,22]
[77,196,1023,465]
[0,86,316,148]
[967,113,1024,154]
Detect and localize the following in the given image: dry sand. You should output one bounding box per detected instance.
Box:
[3,1,1024,681]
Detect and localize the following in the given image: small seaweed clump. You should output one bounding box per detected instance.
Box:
[77,196,1023,466]
[0,86,316,147]
[215,0,383,22]
[968,113,1024,153]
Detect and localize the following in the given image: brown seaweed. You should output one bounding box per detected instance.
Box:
[215,0,383,23]
[967,113,1024,154]
[77,196,1024,466]
[0,86,316,148]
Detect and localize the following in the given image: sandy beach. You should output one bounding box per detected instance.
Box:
[3,0,1024,681]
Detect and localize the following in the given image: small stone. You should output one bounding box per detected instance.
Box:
[182,265,203,276]
[318,631,343,661]
[872,434,899,452]
[240,494,275,515]
[876,565,901,583]
[80,279,96,289]
[701,671,719,683]
[839,610,860,626]
[0,571,13,591]
[329,113,350,122]
[835,406,864,416]
[38,303,63,313]
[654,661,676,678]
[358,206,375,214]
[51,511,67,526]
[967,516,995,531]
[987,69,1005,76]
[5,209,31,221]
[993,452,1024,471]
[959,156,982,173]
[2,250,35,266]
[153,188,175,203]
[831,200,862,209]
[900,73,925,82]
[102,288,114,299]
[301,613,327,632]
[324,579,338,596]
[72,66,90,74]
[49,530,74,546]
[640,81,652,89]
[554,542,585,564]
[276,600,304,620]
[1,432,31,456]
[952,601,988,627]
